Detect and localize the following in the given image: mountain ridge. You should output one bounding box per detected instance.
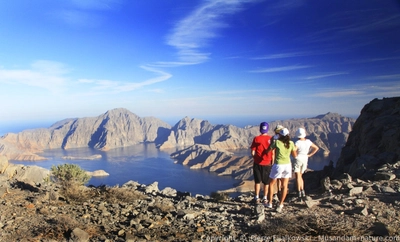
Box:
[0,109,355,163]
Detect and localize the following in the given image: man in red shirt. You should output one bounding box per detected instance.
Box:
[250,122,274,204]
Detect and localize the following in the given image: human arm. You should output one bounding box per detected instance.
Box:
[291,141,298,158]
[308,143,319,157]
[291,148,297,159]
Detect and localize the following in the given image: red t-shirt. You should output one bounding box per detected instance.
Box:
[250,134,273,165]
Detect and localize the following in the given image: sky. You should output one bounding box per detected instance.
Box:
[0,0,400,130]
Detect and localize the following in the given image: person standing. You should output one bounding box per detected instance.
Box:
[294,128,319,197]
[265,128,297,212]
[271,125,284,199]
[250,122,273,204]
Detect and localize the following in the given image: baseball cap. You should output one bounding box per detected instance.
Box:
[259,122,269,134]
[280,128,289,136]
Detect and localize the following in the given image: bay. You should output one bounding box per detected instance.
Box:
[10,143,241,196]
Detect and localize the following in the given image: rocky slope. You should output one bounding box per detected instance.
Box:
[0,167,399,241]
[160,113,354,158]
[169,113,355,192]
[0,108,171,160]
[334,97,400,180]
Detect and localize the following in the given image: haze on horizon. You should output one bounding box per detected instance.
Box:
[0,0,399,127]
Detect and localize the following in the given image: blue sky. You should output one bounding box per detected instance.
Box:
[0,0,399,128]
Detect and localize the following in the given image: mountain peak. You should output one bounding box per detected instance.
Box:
[314,112,342,119]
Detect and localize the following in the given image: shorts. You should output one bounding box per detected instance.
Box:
[253,163,272,184]
[269,163,292,179]
[293,155,308,174]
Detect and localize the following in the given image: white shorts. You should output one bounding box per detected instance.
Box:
[293,155,308,174]
[269,163,292,179]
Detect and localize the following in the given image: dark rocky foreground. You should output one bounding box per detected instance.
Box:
[0,172,399,242]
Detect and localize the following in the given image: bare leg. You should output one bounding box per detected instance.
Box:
[268,179,277,204]
[263,184,269,199]
[295,172,303,192]
[279,178,289,206]
[254,183,260,198]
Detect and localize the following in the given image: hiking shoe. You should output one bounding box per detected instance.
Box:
[265,203,273,208]
[254,198,261,204]
[298,191,302,198]
[301,190,306,197]
[276,205,284,213]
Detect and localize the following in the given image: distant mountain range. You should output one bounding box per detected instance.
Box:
[0,109,355,163]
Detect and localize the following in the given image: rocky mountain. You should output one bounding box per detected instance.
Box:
[0,108,171,160]
[169,113,355,191]
[159,117,257,150]
[334,97,400,180]
[1,97,399,240]
[0,109,354,164]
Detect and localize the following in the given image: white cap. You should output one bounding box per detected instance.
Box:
[296,128,306,138]
[280,128,289,136]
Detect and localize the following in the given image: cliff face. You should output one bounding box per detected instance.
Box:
[334,97,400,179]
[0,108,171,160]
[168,113,355,187]
[158,117,257,150]
[267,112,354,157]
[161,112,354,156]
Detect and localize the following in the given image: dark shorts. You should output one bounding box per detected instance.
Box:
[253,163,272,184]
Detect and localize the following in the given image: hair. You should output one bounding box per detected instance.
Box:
[279,134,291,148]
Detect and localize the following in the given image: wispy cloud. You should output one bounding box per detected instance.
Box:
[304,72,348,80]
[339,15,400,34]
[301,9,400,47]
[368,74,400,80]
[55,0,120,27]
[68,0,120,10]
[313,90,363,98]
[252,49,340,60]
[348,56,400,64]
[312,81,400,98]
[78,66,172,94]
[164,0,256,66]
[250,65,311,73]
[0,60,69,93]
[252,52,312,60]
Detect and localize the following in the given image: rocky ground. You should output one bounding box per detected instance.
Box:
[0,173,399,242]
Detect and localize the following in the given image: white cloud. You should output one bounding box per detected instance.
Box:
[367,74,400,80]
[252,49,340,60]
[78,66,172,94]
[165,0,256,65]
[0,60,69,93]
[55,0,121,27]
[69,0,120,10]
[304,72,348,80]
[250,65,311,73]
[313,90,363,98]
[312,81,400,98]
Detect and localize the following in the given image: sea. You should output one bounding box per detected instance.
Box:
[1,116,334,196]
